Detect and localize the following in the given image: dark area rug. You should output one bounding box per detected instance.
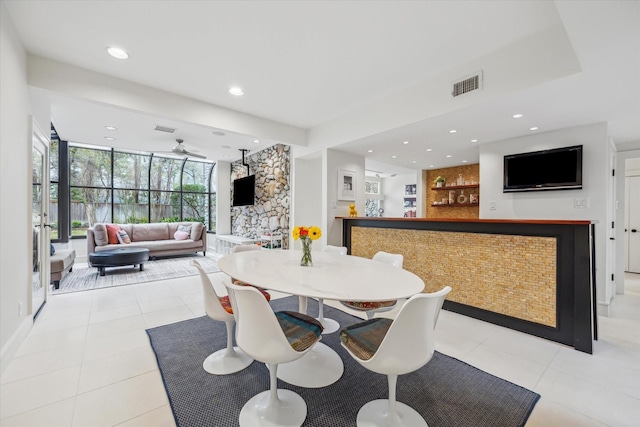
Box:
[147,296,540,427]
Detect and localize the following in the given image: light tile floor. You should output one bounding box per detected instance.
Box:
[1,271,639,426]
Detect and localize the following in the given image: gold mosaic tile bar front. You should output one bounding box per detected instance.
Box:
[351,227,557,327]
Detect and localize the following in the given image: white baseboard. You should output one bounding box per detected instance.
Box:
[0,315,33,377]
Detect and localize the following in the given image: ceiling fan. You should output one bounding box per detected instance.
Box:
[155,139,206,159]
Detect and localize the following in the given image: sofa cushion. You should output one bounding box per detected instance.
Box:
[106,224,121,244]
[93,223,109,246]
[131,223,169,242]
[92,239,201,253]
[190,222,204,240]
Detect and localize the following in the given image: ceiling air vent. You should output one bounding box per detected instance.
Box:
[452,71,483,97]
[154,125,176,133]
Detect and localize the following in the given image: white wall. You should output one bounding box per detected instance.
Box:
[292,156,323,249]
[325,149,365,246]
[382,174,417,218]
[215,161,232,235]
[479,123,610,306]
[0,2,34,374]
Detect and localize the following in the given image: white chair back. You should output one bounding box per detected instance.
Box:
[224,280,315,365]
[324,245,348,255]
[191,260,231,321]
[363,286,451,376]
[232,244,261,253]
[373,251,403,268]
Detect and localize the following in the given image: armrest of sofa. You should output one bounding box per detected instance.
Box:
[87,227,97,255]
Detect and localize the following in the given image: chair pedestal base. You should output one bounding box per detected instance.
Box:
[277,342,344,388]
[317,317,340,334]
[239,389,306,427]
[357,399,428,427]
[203,347,253,375]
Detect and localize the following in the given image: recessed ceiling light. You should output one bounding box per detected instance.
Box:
[412,160,417,164]
[212,131,225,136]
[367,149,373,153]
[391,155,397,159]
[229,86,244,96]
[462,160,468,163]
[253,139,260,143]
[512,113,523,119]
[105,126,117,131]
[223,155,230,158]
[426,148,432,152]
[470,139,478,143]
[403,141,409,145]
[529,127,539,131]
[104,136,116,141]
[446,155,452,158]
[106,47,128,59]
[429,165,435,168]
[449,129,457,134]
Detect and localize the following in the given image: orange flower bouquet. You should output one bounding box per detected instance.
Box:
[292,226,322,267]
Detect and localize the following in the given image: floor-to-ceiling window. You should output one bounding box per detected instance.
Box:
[49,134,216,239]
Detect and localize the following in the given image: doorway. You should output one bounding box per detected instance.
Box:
[625,159,640,274]
[31,120,50,318]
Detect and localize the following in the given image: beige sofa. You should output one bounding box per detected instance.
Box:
[87,222,207,258]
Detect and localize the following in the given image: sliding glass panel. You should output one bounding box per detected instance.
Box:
[70,188,112,235]
[69,145,111,188]
[150,191,179,222]
[113,189,149,223]
[113,152,150,189]
[150,157,182,192]
[49,183,59,240]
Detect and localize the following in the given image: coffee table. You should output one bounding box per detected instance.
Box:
[89,247,150,276]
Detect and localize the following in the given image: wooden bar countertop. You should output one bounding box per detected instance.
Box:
[337,217,593,225]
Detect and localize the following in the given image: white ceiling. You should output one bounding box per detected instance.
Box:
[4,0,640,174]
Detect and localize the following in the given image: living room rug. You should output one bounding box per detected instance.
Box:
[147,297,540,427]
[53,254,220,294]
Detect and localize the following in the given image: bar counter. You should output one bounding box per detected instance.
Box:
[339,217,595,353]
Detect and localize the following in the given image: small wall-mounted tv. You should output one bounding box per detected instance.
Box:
[503,145,583,193]
[232,175,256,206]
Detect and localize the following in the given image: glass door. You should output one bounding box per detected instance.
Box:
[32,120,50,318]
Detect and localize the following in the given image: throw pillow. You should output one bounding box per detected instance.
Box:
[93,223,109,246]
[116,229,131,244]
[190,222,203,240]
[174,230,190,240]
[50,243,55,256]
[177,224,192,234]
[105,223,121,244]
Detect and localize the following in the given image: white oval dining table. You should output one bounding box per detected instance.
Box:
[218,249,425,388]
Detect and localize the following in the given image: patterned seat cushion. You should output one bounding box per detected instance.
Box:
[219,295,234,314]
[275,311,323,352]
[341,300,397,311]
[340,318,393,360]
[218,287,271,315]
[232,278,271,302]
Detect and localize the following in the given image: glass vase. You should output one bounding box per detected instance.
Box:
[300,236,313,267]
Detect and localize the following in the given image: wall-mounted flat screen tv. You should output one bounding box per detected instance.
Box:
[232,175,256,206]
[503,145,583,193]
